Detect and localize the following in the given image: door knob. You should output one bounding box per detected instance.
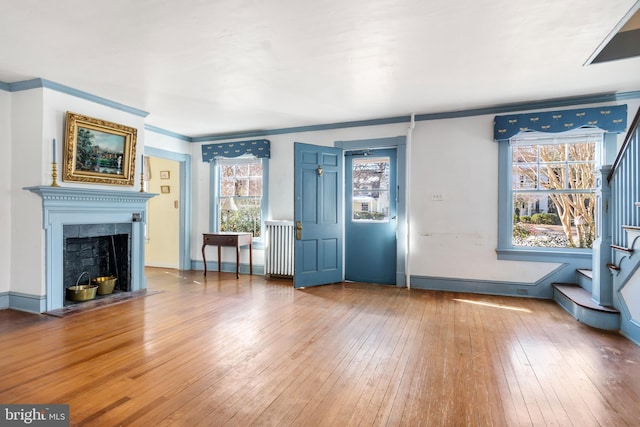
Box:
[296,221,302,240]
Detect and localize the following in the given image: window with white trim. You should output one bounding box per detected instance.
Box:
[508,130,602,249]
[214,156,267,239]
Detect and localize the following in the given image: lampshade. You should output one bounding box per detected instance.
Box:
[221,197,238,211]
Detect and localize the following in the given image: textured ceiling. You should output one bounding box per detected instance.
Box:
[0,0,639,138]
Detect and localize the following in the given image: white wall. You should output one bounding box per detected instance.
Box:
[191,123,407,267]
[10,89,46,298]
[9,87,147,300]
[190,101,640,286]
[0,89,11,296]
[6,81,639,304]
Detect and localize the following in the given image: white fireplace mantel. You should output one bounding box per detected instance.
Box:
[26,186,156,311]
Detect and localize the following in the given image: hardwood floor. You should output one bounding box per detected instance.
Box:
[1,267,640,426]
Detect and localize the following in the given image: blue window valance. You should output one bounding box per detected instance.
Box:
[494,105,627,141]
[202,139,270,162]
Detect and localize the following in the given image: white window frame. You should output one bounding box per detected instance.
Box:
[496,128,611,261]
[210,155,269,248]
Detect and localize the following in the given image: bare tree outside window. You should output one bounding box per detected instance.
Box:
[512,140,597,248]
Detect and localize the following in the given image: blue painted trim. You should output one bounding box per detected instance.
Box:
[496,248,592,262]
[553,288,620,330]
[210,161,218,233]
[409,275,552,298]
[0,292,8,309]
[145,124,192,142]
[2,77,638,142]
[620,320,640,347]
[8,292,46,314]
[410,260,591,299]
[189,91,640,142]
[144,147,192,271]
[191,117,411,142]
[191,260,265,276]
[7,78,149,117]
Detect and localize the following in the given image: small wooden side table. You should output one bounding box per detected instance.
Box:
[202,232,253,279]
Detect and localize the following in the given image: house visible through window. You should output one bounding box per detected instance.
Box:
[510,132,602,248]
[217,157,264,238]
[351,156,391,221]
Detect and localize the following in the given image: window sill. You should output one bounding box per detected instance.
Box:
[496,247,592,262]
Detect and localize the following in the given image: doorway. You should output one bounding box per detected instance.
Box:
[336,136,407,287]
[143,147,192,271]
[145,156,180,268]
[345,148,397,284]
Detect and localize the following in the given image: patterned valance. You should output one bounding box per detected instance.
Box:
[494,105,627,141]
[202,139,270,162]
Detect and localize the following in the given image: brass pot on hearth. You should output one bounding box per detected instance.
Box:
[92,276,117,295]
[65,272,98,302]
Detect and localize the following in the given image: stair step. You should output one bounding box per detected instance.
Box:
[553,284,617,313]
[611,244,633,254]
[607,263,621,271]
[552,283,620,331]
[577,269,592,279]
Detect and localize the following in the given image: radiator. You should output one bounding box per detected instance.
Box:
[265,220,295,277]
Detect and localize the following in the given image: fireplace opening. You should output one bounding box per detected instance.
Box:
[63,224,131,306]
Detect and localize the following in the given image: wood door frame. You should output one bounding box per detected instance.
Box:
[336,136,407,287]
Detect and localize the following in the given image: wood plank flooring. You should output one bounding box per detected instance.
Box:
[1,267,640,426]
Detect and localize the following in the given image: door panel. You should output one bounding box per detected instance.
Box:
[345,148,397,284]
[294,142,343,288]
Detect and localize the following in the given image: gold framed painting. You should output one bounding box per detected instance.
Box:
[63,112,137,186]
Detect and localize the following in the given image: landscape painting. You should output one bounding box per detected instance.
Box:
[63,112,137,186]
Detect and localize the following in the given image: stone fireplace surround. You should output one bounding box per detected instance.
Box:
[26,186,155,312]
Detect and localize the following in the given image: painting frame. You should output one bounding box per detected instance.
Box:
[160,185,171,194]
[63,112,137,186]
[160,170,170,179]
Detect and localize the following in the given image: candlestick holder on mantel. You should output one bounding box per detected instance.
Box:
[139,173,145,192]
[50,162,60,187]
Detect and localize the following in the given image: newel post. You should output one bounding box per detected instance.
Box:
[592,165,613,306]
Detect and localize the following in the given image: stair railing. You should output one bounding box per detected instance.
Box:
[607,106,640,248]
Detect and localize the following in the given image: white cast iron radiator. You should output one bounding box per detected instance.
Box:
[265,220,295,277]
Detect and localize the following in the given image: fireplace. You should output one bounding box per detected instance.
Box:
[63,224,131,305]
[26,186,155,311]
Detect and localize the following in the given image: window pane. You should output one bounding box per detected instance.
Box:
[568,143,595,161]
[248,177,262,196]
[568,164,595,189]
[513,145,538,163]
[513,192,595,248]
[220,197,262,237]
[512,165,538,189]
[235,179,248,196]
[221,179,235,197]
[539,144,565,162]
[352,156,390,221]
[235,164,249,177]
[539,165,566,189]
[218,159,263,237]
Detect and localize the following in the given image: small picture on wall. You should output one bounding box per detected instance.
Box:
[160,185,171,194]
[160,170,170,179]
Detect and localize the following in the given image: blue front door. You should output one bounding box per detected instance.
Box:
[345,148,397,284]
[293,142,343,288]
